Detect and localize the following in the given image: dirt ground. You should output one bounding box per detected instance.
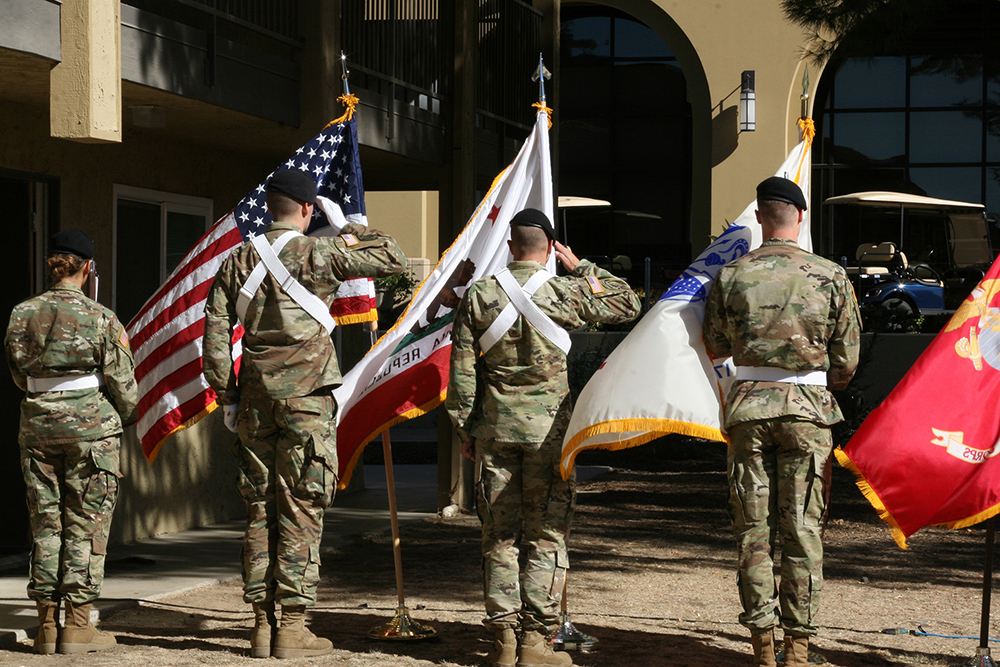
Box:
[3,440,998,667]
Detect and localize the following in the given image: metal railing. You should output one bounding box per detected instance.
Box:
[123,0,300,46]
[341,0,445,98]
[477,0,542,128]
[188,0,298,39]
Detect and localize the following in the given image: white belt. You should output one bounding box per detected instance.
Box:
[27,373,105,393]
[735,366,827,386]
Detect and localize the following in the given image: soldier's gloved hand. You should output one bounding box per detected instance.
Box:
[222,404,239,433]
[316,195,349,235]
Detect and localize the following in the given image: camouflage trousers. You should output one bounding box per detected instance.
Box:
[727,416,833,637]
[475,437,576,633]
[233,392,337,608]
[20,436,121,605]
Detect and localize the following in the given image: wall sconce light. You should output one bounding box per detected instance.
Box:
[740,70,756,132]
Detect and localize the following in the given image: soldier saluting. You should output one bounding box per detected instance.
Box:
[202,169,407,659]
[447,208,641,667]
[6,230,138,654]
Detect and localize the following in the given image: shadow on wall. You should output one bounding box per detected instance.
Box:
[712,106,739,168]
[112,411,243,545]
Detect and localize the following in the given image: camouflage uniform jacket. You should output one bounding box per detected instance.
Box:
[702,238,862,428]
[447,260,641,444]
[203,220,406,404]
[5,282,138,445]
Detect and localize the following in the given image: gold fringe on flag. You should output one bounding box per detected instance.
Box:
[334,309,379,326]
[834,446,909,548]
[560,418,726,480]
[836,445,1000,549]
[144,402,218,465]
[326,93,361,127]
[337,391,448,489]
[797,116,815,143]
[532,102,554,129]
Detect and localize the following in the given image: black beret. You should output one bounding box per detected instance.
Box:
[50,230,95,260]
[510,208,555,240]
[267,169,317,204]
[757,176,808,211]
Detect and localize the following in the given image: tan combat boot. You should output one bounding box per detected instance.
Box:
[272,605,332,659]
[59,600,116,653]
[517,630,573,667]
[250,600,277,658]
[486,626,517,667]
[750,631,777,667]
[33,600,59,654]
[783,635,810,667]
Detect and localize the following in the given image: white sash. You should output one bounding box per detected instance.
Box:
[236,231,336,334]
[479,268,572,355]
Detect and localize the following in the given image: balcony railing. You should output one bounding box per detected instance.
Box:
[186,0,298,40]
[341,0,445,100]
[477,0,542,129]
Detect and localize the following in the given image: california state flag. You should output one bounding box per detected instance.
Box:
[332,107,554,488]
[837,257,1000,548]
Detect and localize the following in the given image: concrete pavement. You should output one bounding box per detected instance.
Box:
[0,463,439,648]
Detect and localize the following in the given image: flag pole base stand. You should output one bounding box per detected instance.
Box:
[367,607,437,641]
[969,647,996,667]
[549,611,597,652]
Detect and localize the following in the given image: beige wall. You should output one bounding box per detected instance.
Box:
[0,94,287,543]
[112,412,243,544]
[593,0,819,253]
[366,190,440,269]
[0,96,286,292]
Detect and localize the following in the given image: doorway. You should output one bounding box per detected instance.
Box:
[0,171,55,555]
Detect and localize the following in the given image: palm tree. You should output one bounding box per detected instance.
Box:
[781,0,950,63]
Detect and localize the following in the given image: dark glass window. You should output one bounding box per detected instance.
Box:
[812,1,1000,259]
[560,7,690,289]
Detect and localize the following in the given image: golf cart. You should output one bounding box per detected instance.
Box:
[821,192,993,329]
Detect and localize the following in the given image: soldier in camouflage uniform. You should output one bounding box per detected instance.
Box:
[702,177,861,667]
[5,230,138,655]
[202,169,406,659]
[446,208,641,667]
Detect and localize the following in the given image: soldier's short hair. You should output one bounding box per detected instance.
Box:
[510,224,549,255]
[267,190,304,219]
[757,199,799,228]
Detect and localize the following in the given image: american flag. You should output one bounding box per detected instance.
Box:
[128,98,375,462]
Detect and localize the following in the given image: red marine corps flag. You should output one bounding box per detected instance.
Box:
[837,257,1000,548]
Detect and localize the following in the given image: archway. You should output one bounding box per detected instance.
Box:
[559,1,710,288]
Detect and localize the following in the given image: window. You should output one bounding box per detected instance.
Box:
[113,186,212,323]
[560,7,690,288]
[813,1,1000,257]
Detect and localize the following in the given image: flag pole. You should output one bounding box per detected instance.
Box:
[365,319,436,641]
[340,50,351,96]
[550,573,597,652]
[971,517,996,667]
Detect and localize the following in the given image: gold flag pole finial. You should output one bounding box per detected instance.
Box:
[326,52,360,127]
[532,54,554,128]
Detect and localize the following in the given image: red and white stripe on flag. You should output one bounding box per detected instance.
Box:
[128,211,243,463]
